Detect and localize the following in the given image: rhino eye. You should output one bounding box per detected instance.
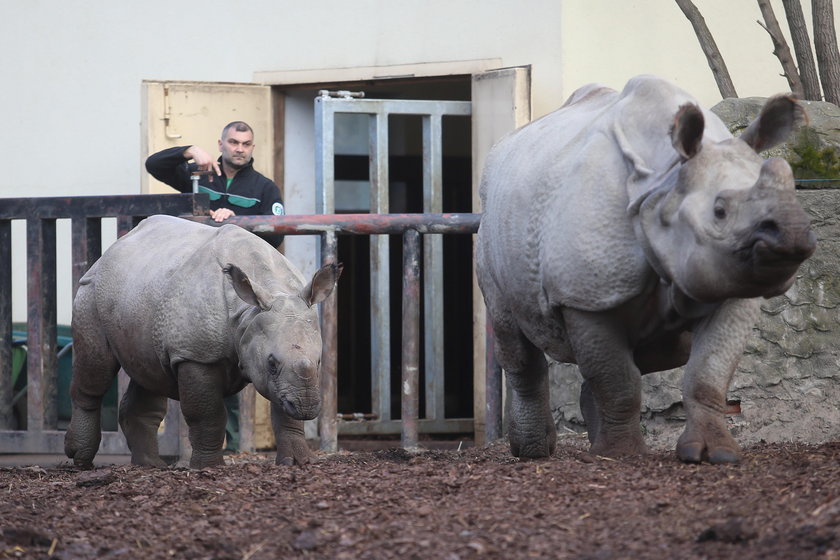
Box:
[713,200,727,220]
[268,354,279,374]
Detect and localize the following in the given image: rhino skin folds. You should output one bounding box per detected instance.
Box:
[476,75,815,464]
[65,215,341,469]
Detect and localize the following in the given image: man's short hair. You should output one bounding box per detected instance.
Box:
[221,121,254,139]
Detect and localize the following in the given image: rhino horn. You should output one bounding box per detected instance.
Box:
[301,262,343,307]
[739,95,807,153]
[223,264,273,311]
[756,157,796,192]
[671,103,705,161]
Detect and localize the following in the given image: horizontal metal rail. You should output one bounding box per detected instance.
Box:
[1,196,496,457]
[182,212,481,235]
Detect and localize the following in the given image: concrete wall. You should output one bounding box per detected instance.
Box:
[2,1,827,199]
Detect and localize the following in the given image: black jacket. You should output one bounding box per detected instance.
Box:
[145,146,285,245]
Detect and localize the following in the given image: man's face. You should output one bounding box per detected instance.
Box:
[218,129,255,170]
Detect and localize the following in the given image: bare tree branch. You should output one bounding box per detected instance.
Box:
[675,0,738,98]
[757,0,804,96]
[782,0,822,99]
[813,0,840,104]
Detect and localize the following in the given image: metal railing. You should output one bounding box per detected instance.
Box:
[0,194,209,456]
[196,212,488,451]
[0,195,500,460]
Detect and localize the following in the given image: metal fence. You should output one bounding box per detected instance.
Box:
[0,195,498,461]
[315,93,476,448]
[0,194,209,456]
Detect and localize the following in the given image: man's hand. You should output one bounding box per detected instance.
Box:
[184,146,222,178]
[210,208,235,222]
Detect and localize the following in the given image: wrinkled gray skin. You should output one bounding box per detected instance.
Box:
[476,75,816,464]
[65,215,341,469]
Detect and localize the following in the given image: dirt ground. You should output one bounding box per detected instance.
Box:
[1,436,839,560]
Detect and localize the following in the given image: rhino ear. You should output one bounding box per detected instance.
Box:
[224,264,272,311]
[739,94,806,153]
[671,103,705,161]
[301,262,343,307]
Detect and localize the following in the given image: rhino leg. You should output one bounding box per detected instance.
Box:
[271,401,315,466]
[65,303,119,469]
[118,378,168,467]
[176,362,227,469]
[563,308,647,457]
[676,299,758,464]
[490,315,556,459]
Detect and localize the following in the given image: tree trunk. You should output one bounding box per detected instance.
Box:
[675,0,739,98]
[758,0,804,97]
[783,0,822,99]
[813,0,840,104]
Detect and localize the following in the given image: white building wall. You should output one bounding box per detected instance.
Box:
[1,0,835,324]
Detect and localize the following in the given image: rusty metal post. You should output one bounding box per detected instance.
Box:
[485,318,503,442]
[116,215,137,238]
[0,219,12,428]
[71,217,102,299]
[319,231,339,452]
[26,218,58,432]
[401,229,421,449]
[26,218,58,431]
[237,385,256,453]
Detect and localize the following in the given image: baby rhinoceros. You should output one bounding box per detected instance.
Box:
[477,75,816,464]
[65,215,341,469]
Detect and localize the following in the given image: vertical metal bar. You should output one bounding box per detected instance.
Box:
[238,385,256,453]
[176,401,192,465]
[318,232,339,452]
[401,229,420,449]
[0,219,12,428]
[369,109,391,421]
[485,318,503,442]
[315,95,340,453]
[71,217,102,300]
[422,113,445,422]
[314,94,336,216]
[116,216,134,238]
[116,369,130,433]
[160,398,182,458]
[26,218,58,431]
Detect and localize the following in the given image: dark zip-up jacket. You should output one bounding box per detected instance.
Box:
[145,146,285,245]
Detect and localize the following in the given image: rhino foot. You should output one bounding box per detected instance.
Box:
[64,411,101,470]
[676,425,741,464]
[64,443,96,471]
[508,416,557,459]
[589,430,648,458]
[275,437,315,466]
[188,454,226,469]
[130,453,168,468]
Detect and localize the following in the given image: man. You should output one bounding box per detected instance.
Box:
[145,121,285,245]
[145,121,286,451]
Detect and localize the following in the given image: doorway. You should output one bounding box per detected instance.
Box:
[309,77,475,428]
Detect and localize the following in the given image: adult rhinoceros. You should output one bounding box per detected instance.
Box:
[65,215,341,469]
[476,75,816,464]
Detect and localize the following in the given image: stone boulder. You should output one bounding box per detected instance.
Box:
[712,97,840,189]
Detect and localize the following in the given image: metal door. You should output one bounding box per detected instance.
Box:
[315,92,473,438]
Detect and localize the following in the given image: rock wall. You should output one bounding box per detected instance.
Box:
[549,184,840,449]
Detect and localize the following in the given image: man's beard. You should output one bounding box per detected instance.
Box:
[225,156,248,170]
